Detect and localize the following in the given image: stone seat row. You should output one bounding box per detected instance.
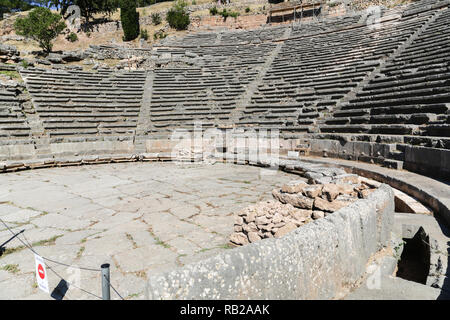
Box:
[0,90,31,139]
[325,7,450,137]
[148,45,274,124]
[21,68,146,137]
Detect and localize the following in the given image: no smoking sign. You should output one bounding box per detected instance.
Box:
[34,254,49,293]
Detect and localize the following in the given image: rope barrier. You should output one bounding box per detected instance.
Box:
[0,217,125,300]
[102,273,125,300]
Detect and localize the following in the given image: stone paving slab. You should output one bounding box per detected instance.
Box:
[0,162,294,300]
[345,275,445,300]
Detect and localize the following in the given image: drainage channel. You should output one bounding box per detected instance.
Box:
[396,227,431,285]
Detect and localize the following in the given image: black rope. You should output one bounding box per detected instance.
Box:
[46,262,103,300]
[0,218,101,272]
[0,218,104,300]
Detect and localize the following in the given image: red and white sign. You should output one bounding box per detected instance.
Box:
[34,254,49,293]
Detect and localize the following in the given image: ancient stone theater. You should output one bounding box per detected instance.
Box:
[0,0,448,300]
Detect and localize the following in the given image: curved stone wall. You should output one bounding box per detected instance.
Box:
[145,184,394,299]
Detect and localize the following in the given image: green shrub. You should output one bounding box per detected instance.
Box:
[66,32,78,42]
[245,7,250,13]
[229,11,239,18]
[209,6,218,15]
[140,29,149,40]
[166,0,190,30]
[219,8,228,18]
[120,0,140,41]
[151,12,162,25]
[192,0,196,4]
[21,60,30,69]
[219,9,239,20]
[153,30,167,40]
[14,7,66,53]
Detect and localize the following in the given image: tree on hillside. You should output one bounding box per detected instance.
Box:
[34,0,72,14]
[0,0,35,19]
[74,0,118,22]
[14,7,66,53]
[120,0,139,41]
[35,0,118,22]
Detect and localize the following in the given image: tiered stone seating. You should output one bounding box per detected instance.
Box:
[0,87,31,139]
[21,68,146,138]
[219,26,287,43]
[160,32,219,47]
[0,83,35,161]
[289,13,363,36]
[158,14,361,48]
[321,6,450,139]
[158,26,289,47]
[149,43,277,133]
[238,6,437,133]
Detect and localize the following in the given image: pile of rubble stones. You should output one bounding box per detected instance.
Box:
[0,44,20,63]
[229,176,378,246]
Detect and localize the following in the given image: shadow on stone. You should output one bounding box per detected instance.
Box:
[397,227,430,284]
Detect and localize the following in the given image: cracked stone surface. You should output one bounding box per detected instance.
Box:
[0,162,294,300]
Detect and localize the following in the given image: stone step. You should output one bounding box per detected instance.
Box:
[342,93,450,109]
[424,124,450,137]
[350,87,450,104]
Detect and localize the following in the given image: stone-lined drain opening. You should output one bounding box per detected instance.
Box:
[397,227,431,284]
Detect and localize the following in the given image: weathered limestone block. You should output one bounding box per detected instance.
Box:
[244,211,256,223]
[272,212,283,224]
[360,189,375,199]
[312,211,326,220]
[322,183,341,201]
[290,209,311,222]
[234,216,243,225]
[338,184,358,197]
[314,197,349,212]
[274,222,297,238]
[243,222,258,233]
[255,215,271,226]
[272,189,314,209]
[247,232,261,243]
[334,174,359,184]
[229,232,248,246]
[303,185,323,198]
[280,180,308,193]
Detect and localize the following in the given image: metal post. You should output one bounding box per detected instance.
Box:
[101,263,110,300]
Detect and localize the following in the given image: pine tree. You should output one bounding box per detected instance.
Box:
[120,0,139,41]
[14,7,66,53]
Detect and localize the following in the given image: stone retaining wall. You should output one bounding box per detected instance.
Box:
[303,137,450,182]
[190,14,269,30]
[144,184,394,299]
